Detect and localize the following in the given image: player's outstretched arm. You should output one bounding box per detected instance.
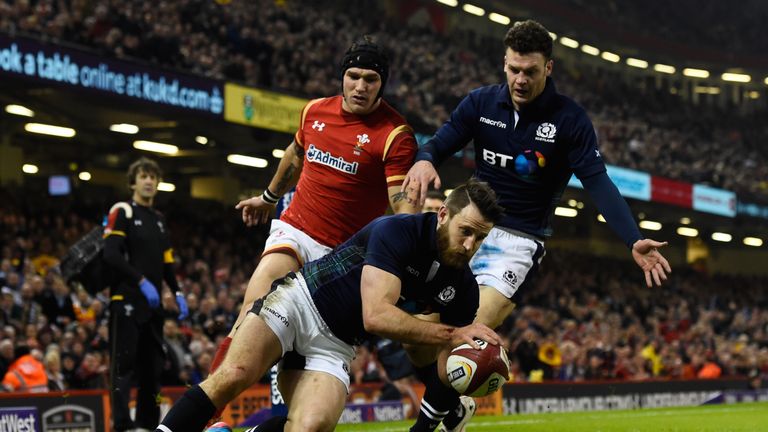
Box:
[401,161,442,207]
[235,140,305,226]
[361,265,498,347]
[631,239,671,287]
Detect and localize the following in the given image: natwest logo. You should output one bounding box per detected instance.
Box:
[0,407,38,432]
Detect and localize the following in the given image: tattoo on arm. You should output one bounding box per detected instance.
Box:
[275,164,296,194]
[391,191,413,204]
[294,144,305,158]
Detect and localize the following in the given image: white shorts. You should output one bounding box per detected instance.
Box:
[469,227,546,299]
[257,273,355,391]
[263,219,333,266]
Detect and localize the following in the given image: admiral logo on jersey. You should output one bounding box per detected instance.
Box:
[306,144,359,174]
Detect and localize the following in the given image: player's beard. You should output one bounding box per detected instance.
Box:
[436,223,471,268]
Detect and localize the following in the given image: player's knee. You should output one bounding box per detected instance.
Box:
[209,362,252,398]
[287,412,336,432]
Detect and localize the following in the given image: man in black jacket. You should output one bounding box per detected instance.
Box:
[103,157,188,432]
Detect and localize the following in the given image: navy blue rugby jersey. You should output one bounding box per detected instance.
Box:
[299,212,479,345]
[418,78,605,238]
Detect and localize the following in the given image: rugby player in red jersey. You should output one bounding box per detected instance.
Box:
[207,36,419,425]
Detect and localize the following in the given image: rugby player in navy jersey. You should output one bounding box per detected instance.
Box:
[154,179,504,432]
[402,20,672,432]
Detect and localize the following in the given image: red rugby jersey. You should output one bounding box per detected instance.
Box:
[281,96,416,247]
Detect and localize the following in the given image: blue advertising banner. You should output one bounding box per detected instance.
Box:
[0,34,223,116]
[737,201,768,220]
[568,164,651,201]
[693,184,737,218]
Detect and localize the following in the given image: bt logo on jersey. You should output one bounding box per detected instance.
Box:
[482,148,515,168]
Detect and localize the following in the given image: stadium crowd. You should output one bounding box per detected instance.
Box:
[561,0,768,56]
[1,0,767,200]
[1,188,766,394]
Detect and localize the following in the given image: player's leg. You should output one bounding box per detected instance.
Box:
[475,286,517,329]
[134,317,165,429]
[109,299,140,432]
[281,370,347,432]
[437,228,546,431]
[156,312,283,431]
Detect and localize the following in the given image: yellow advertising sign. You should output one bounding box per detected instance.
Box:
[224,83,307,133]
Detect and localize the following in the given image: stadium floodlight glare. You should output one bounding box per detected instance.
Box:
[78,171,92,181]
[711,232,732,242]
[600,51,620,63]
[654,64,676,74]
[554,207,577,217]
[109,123,139,134]
[25,123,76,138]
[597,214,606,223]
[683,68,709,78]
[676,227,698,237]
[639,220,662,231]
[462,3,484,16]
[22,164,38,174]
[747,91,760,99]
[679,217,691,225]
[272,149,285,158]
[580,44,600,56]
[743,237,763,247]
[559,37,579,49]
[227,154,268,168]
[436,0,458,6]
[626,58,648,69]
[488,12,510,25]
[5,104,34,117]
[195,136,208,145]
[443,189,453,197]
[765,77,768,85]
[157,182,176,192]
[567,199,577,207]
[548,32,557,40]
[133,140,178,155]
[721,72,751,83]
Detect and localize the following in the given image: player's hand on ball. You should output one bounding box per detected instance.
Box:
[452,323,501,349]
[447,339,510,397]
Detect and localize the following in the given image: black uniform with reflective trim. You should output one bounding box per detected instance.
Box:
[103,201,179,432]
[301,212,479,346]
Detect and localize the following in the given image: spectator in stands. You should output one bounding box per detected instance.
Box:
[1,344,48,393]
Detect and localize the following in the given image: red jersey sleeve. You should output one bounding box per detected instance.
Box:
[294,98,324,149]
[382,125,417,187]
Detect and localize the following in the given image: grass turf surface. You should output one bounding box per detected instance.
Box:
[235,402,768,431]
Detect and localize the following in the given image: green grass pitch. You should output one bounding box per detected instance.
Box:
[235,402,768,431]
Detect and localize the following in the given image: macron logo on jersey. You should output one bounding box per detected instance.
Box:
[306,144,359,174]
[479,116,507,129]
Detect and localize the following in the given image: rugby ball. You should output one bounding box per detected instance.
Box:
[446,339,510,397]
[206,422,232,432]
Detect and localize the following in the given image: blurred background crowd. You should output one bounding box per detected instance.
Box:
[1,0,767,397]
[1,186,766,393]
[1,0,766,200]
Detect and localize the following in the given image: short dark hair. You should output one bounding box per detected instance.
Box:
[127,157,162,186]
[426,190,445,201]
[504,20,553,59]
[444,178,503,223]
